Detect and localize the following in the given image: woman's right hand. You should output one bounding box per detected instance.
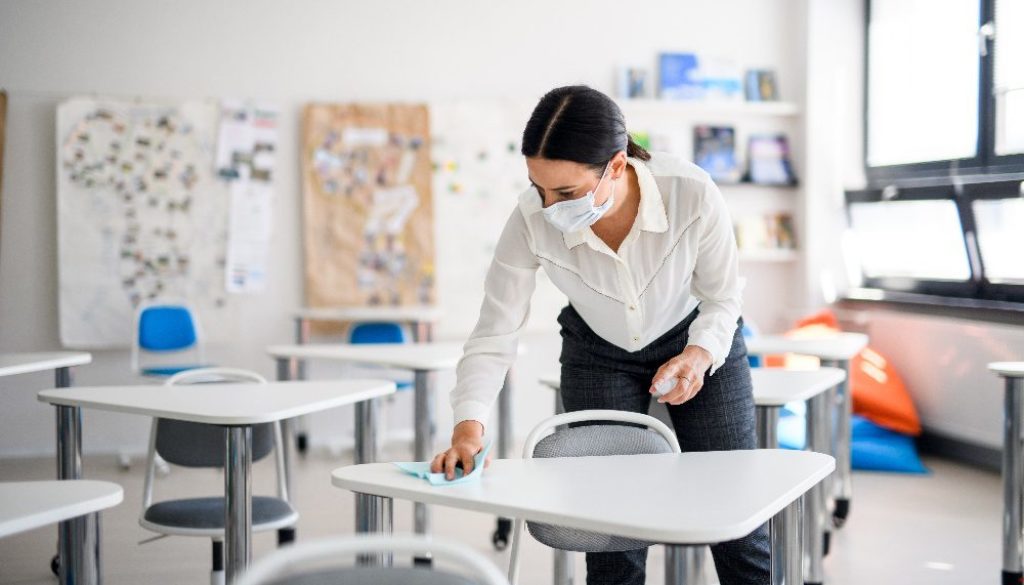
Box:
[430,420,487,480]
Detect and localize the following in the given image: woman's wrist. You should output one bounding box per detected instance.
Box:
[453,419,484,440]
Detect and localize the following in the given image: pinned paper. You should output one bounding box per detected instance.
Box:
[394,440,493,486]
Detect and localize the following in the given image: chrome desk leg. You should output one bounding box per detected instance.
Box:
[413,370,435,537]
[771,496,803,585]
[757,405,781,449]
[823,357,852,528]
[1002,376,1024,585]
[56,405,101,585]
[804,391,830,585]
[224,426,253,584]
[665,545,705,585]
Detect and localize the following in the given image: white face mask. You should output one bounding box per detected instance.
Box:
[541,163,615,234]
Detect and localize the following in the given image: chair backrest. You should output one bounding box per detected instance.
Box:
[156,368,275,467]
[523,410,680,554]
[350,322,407,344]
[138,305,198,351]
[234,535,510,585]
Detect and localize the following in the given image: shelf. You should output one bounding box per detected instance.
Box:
[718,182,800,192]
[738,249,800,262]
[618,99,801,118]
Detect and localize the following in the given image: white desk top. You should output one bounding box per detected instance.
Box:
[751,367,847,406]
[333,450,834,544]
[746,333,868,361]
[990,362,1024,377]
[296,306,443,323]
[0,480,123,538]
[539,369,844,407]
[0,352,92,378]
[38,379,396,425]
[267,342,465,371]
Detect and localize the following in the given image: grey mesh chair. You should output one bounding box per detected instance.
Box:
[234,534,510,585]
[140,368,298,585]
[507,410,682,585]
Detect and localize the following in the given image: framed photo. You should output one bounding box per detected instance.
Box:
[747,134,797,185]
[617,67,650,99]
[693,125,740,183]
[745,69,779,102]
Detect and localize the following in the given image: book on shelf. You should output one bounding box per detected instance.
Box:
[734,213,797,252]
[746,134,797,185]
[693,125,740,183]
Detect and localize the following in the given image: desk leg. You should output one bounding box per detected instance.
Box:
[355,399,380,465]
[553,549,575,585]
[823,358,852,528]
[491,370,515,550]
[756,405,780,450]
[225,426,253,585]
[770,496,803,585]
[665,545,705,585]
[355,494,393,566]
[1002,376,1024,585]
[55,366,73,388]
[293,318,310,454]
[56,405,101,585]
[804,391,829,585]
[274,358,295,505]
[413,370,435,536]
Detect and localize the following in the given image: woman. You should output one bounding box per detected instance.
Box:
[430,85,769,585]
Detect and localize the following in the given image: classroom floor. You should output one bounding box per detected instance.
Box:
[0,446,1000,585]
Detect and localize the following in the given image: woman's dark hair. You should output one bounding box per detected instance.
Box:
[521,85,651,173]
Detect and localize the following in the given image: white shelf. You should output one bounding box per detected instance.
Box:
[618,99,801,118]
[738,249,800,262]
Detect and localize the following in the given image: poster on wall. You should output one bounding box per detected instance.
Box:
[56,97,233,348]
[301,103,435,312]
[217,100,278,294]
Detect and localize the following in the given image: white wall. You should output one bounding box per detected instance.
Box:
[0,0,806,457]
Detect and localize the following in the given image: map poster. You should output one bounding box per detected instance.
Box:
[57,97,230,348]
[301,103,435,316]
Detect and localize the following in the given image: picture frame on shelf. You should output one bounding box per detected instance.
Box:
[745,69,779,102]
[746,133,797,186]
[693,125,740,184]
[617,67,650,99]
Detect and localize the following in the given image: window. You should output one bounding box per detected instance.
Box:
[866,0,981,168]
[865,0,1024,180]
[850,0,1024,310]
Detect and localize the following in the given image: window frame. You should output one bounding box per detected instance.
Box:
[863,0,1024,184]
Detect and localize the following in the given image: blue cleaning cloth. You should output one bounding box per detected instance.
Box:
[393,440,493,486]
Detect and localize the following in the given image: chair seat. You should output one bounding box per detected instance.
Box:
[141,364,213,377]
[144,496,296,531]
[396,380,413,391]
[267,567,477,585]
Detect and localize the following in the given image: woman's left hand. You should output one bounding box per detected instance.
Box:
[649,345,713,405]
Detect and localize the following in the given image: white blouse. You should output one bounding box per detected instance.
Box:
[451,153,742,426]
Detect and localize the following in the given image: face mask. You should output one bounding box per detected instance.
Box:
[541,164,615,234]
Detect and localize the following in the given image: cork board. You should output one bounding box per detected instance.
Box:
[301,103,435,315]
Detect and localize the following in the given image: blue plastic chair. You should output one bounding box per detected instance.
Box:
[132,302,210,377]
[349,322,413,390]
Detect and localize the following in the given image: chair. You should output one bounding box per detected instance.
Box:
[132,300,210,377]
[235,534,510,585]
[349,322,414,391]
[507,410,682,585]
[140,368,298,585]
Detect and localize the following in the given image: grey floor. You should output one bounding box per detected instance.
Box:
[0,446,1001,584]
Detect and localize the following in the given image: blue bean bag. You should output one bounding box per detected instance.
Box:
[777,407,927,474]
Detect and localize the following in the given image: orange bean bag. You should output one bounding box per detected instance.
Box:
[763,309,921,436]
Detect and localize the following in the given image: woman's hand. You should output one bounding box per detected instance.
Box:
[430,420,489,480]
[649,345,713,405]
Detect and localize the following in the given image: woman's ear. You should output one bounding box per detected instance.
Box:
[610,151,629,180]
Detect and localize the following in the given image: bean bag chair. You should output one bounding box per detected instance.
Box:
[761,309,921,436]
[778,410,927,474]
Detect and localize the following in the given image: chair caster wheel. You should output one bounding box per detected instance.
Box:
[297,433,309,455]
[51,554,60,576]
[492,517,512,551]
[832,498,850,528]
